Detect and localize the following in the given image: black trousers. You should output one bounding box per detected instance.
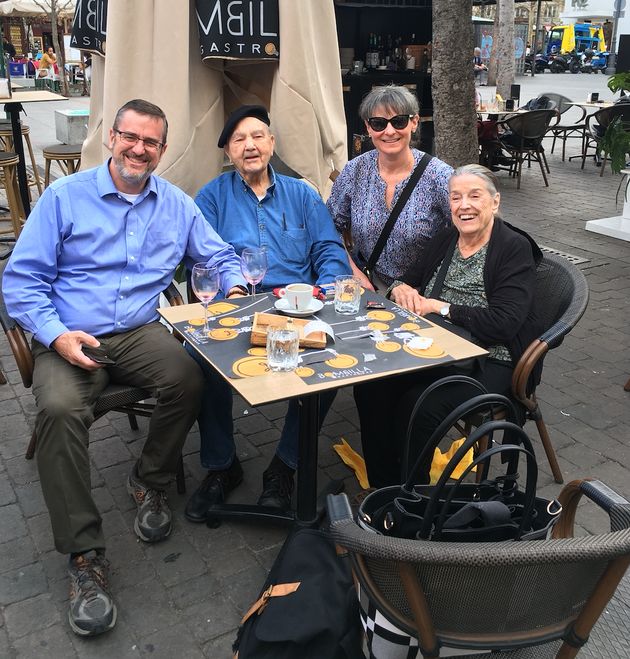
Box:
[354,360,514,488]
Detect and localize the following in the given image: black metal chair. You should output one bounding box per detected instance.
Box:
[453,254,588,485]
[328,479,630,658]
[543,93,588,162]
[499,109,559,189]
[581,104,630,176]
[0,261,187,493]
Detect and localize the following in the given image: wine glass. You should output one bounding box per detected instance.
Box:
[240,247,268,296]
[190,263,220,336]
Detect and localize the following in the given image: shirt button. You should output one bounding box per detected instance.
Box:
[129,231,134,236]
[120,295,124,300]
[130,256,135,261]
[117,322,122,326]
[125,276,129,281]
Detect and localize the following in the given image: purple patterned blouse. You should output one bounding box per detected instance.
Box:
[326,148,453,285]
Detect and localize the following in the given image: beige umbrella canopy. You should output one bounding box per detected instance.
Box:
[0,0,76,17]
[82,0,347,198]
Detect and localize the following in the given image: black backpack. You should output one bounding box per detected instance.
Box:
[522,94,552,110]
[233,528,363,659]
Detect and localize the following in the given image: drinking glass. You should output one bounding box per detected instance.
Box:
[240,247,268,296]
[266,327,299,372]
[190,263,220,336]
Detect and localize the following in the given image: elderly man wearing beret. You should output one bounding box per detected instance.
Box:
[185,105,351,522]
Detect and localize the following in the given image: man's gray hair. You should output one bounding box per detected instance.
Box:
[359,84,419,121]
[450,164,499,196]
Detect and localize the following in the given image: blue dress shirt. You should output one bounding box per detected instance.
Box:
[194,166,350,289]
[3,161,246,347]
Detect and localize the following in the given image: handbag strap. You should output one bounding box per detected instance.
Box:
[365,152,432,276]
[427,234,458,299]
[432,440,538,540]
[419,421,537,539]
[403,392,519,490]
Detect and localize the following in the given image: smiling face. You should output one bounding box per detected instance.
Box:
[225,116,274,182]
[108,109,167,194]
[449,173,500,243]
[365,105,419,159]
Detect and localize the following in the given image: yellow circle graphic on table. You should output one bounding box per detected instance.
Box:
[367,321,389,331]
[400,322,420,331]
[219,317,241,327]
[207,301,238,316]
[376,341,401,353]
[208,328,238,341]
[324,371,333,378]
[188,317,205,326]
[326,354,359,369]
[366,310,395,321]
[248,347,267,356]
[403,343,447,359]
[295,367,315,378]
[232,356,269,378]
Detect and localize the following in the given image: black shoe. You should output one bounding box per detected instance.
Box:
[184,458,243,523]
[257,460,295,510]
[68,551,117,637]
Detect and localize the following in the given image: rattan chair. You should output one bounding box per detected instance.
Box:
[328,478,630,658]
[499,109,559,189]
[581,104,630,176]
[543,93,588,162]
[0,260,187,493]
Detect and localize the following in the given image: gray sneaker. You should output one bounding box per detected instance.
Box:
[68,550,117,636]
[127,469,172,543]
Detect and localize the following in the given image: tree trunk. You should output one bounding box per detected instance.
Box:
[495,0,515,100]
[432,0,479,167]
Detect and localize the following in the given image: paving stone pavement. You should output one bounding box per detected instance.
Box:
[1,78,630,657]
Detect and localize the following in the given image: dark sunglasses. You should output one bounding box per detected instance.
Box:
[366,114,414,132]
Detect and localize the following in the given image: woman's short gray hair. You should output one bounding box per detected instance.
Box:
[449,164,499,196]
[359,85,419,121]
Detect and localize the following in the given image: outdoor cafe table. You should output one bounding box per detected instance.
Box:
[3,90,68,217]
[159,290,487,526]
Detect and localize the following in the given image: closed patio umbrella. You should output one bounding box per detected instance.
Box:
[82,0,347,197]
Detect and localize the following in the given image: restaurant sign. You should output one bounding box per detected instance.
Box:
[196,0,279,61]
[71,0,108,57]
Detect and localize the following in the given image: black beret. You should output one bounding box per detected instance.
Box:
[217,105,270,148]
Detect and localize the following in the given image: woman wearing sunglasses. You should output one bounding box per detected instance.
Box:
[327,85,453,292]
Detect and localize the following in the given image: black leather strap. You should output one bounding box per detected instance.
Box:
[427,234,458,299]
[364,152,432,279]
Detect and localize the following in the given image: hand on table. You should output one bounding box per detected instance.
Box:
[390,283,425,314]
[52,331,103,371]
[347,257,375,292]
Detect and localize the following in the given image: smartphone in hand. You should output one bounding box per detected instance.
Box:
[81,345,116,365]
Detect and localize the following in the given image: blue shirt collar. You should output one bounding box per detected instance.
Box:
[236,164,277,198]
[97,159,158,201]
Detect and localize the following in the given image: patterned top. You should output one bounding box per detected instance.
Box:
[426,245,512,362]
[326,148,453,286]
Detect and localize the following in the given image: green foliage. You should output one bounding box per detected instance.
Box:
[607,72,630,94]
[601,117,630,175]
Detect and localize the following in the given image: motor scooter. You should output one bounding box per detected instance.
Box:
[549,53,569,73]
[525,53,550,73]
[568,51,591,74]
[590,51,609,73]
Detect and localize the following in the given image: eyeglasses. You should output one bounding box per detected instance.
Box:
[113,129,164,151]
[366,114,414,132]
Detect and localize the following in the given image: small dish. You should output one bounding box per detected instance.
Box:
[377,65,387,70]
[275,298,324,317]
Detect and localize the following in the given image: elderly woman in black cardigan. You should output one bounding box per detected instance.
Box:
[355,164,543,488]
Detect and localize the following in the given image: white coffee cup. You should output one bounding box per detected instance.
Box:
[278,283,313,311]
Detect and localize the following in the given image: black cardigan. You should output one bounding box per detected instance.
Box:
[402,218,544,389]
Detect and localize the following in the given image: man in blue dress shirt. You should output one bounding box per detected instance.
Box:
[2,99,248,637]
[185,105,350,522]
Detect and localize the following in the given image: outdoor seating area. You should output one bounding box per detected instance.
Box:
[1,0,630,642]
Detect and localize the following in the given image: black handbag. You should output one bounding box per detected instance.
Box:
[359,415,561,542]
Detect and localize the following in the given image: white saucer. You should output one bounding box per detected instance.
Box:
[274,298,324,317]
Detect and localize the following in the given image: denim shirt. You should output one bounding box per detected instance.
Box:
[195,167,350,289]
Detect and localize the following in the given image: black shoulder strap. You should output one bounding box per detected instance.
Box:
[427,234,458,299]
[365,152,432,276]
